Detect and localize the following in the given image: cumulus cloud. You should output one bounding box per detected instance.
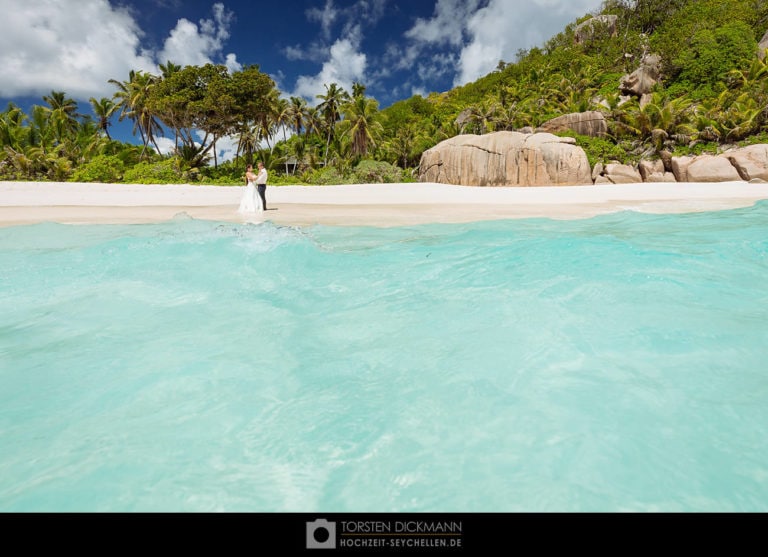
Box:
[454,0,604,85]
[289,0,394,102]
[291,31,367,103]
[158,2,241,71]
[209,133,240,164]
[0,0,156,98]
[404,0,481,47]
[154,137,177,156]
[0,0,240,100]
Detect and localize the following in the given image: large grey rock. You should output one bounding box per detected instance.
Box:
[455,108,473,130]
[686,155,741,182]
[646,172,677,183]
[574,15,618,44]
[724,145,768,181]
[538,111,607,137]
[592,162,604,182]
[638,160,664,181]
[418,131,592,187]
[604,163,642,184]
[759,30,768,60]
[671,156,693,182]
[620,54,662,97]
[638,160,676,182]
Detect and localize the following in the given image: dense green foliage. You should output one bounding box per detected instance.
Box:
[2,0,768,185]
[71,154,126,183]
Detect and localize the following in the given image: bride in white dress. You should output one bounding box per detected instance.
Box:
[238,164,263,214]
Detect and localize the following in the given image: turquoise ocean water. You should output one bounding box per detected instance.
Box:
[1,204,768,512]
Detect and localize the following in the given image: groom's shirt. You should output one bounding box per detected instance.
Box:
[256,169,268,184]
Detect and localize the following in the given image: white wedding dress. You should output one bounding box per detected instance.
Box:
[238,180,263,214]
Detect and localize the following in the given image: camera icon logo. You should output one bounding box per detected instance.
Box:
[306,519,336,549]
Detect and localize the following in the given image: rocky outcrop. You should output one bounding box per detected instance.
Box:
[538,111,607,137]
[759,30,768,61]
[603,163,642,184]
[418,132,592,187]
[638,160,676,182]
[620,54,662,97]
[671,156,692,182]
[574,15,618,44]
[724,145,768,181]
[419,135,768,187]
[686,155,742,182]
[455,108,473,130]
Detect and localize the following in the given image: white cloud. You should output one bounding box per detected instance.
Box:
[404,0,481,47]
[154,137,177,156]
[282,42,333,63]
[454,0,604,86]
[0,0,240,101]
[210,133,240,164]
[158,2,241,71]
[0,0,156,98]
[291,0,388,99]
[306,0,339,40]
[292,34,367,103]
[283,45,306,61]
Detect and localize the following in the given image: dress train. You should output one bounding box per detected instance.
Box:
[238,181,263,214]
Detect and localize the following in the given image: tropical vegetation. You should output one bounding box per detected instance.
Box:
[1,0,767,185]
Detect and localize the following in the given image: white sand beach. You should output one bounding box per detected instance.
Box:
[2,180,768,227]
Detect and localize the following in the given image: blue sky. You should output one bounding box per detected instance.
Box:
[0,0,604,147]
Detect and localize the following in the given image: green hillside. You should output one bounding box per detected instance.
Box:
[379,0,768,167]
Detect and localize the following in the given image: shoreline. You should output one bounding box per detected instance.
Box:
[2,180,768,228]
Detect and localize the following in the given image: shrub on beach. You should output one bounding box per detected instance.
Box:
[71,155,125,183]
[198,159,244,185]
[305,166,348,185]
[123,158,184,184]
[351,160,406,183]
[298,160,411,185]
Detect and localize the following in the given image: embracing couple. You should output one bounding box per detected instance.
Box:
[238,162,268,214]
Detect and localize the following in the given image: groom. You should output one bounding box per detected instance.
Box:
[256,161,268,211]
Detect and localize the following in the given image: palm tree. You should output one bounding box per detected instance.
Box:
[385,124,420,168]
[340,94,382,159]
[316,83,350,166]
[236,124,260,164]
[274,96,292,173]
[42,91,79,119]
[465,100,500,135]
[27,105,54,155]
[109,70,163,158]
[251,88,280,154]
[616,92,696,151]
[159,61,182,78]
[89,97,118,139]
[287,96,308,136]
[42,91,80,143]
[352,82,366,99]
[0,103,27,151]
[303,105,324,140]
[290,136,307,174]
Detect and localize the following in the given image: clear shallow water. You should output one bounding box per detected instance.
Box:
[1,205,768,512]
